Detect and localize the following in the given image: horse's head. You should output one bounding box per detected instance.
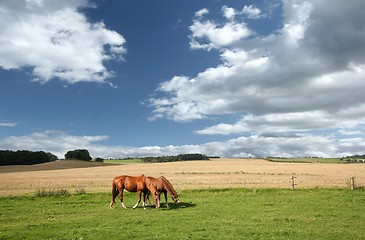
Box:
[172,194,180,205]
[152,190,161,208]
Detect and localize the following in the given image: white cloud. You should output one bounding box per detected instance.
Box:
[222,6,236,20]
[150,0,365,140]
[1,130,364,159]
[195,8,209,18]
[0,130,109,158]
[196,111,365,135]
[189,8,252,50]
[147,0,365,158]
[241,5,262,19]
[0,0,126,84]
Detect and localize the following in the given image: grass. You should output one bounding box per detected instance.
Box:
[103,158,143,164]
[1,188,364,239]
[266,157,344,164]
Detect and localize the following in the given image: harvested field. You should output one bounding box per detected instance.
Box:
[0,159,364,196]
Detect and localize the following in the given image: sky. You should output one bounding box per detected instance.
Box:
[1,0,365,159]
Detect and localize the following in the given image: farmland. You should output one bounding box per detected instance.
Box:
[1,158,365,239]
[0,158,364,196]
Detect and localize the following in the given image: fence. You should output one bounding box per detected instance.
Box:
[176,173,365,190]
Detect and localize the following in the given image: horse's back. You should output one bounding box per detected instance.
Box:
[119,175,146,192]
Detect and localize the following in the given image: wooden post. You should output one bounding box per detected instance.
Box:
[350,177,355,190]
[291,176,296,190]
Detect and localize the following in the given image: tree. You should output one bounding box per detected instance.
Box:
[0,150,58,166]
[64,149,92,161]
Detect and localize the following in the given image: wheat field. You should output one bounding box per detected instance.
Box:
[0,159,364,196]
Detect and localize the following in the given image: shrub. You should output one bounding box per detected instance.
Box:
[94,157,104,163]
[35,188,70,197]
[75,188,87,195]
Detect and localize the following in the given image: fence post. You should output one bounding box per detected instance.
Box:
[291,176,296,190]
[350,177,355,190]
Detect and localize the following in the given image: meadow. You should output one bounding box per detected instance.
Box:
[1,188,364,239]
[1,159,365,239]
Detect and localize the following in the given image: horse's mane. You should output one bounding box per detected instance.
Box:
[160,176,177,196]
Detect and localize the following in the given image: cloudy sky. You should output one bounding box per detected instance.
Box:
[1,0,365,159]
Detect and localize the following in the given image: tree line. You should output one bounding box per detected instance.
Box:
[0,149,93,166]
[0,149,214,166]
[0,150,58,166]
[141,153,210,163]
[340,154,365,163]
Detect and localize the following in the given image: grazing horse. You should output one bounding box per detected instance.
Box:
[109,174,160,209]
[147,176,180,208]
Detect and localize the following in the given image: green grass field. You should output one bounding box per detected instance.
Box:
[103,158,143,164]
[1,188,364,239]
[266,157,343,164]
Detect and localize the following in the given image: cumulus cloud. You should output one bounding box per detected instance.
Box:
[0,0,126,84]
[150,0,365,136]
[241,5,263,19]
[194,8,209,18]
[222,6,236,20]
[189,6,252,50]
[0,130,110,158]
[1,131,365,159]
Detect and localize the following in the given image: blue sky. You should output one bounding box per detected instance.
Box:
[1,0,365,159]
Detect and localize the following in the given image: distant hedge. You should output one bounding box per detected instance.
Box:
[0,150,58,166]
[141,153,209,163]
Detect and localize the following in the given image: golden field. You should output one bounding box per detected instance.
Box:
[0,158,364,196]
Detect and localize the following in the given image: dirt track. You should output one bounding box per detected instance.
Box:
[0,159,364,196]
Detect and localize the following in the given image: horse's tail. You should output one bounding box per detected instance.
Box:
[110,177,119,208]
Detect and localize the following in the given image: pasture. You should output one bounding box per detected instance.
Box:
[1,189,364,239]
[1,159,365,239]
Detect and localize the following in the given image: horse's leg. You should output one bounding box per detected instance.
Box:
[132,190,142,209]
[119,189,127,209]
[141,191,145,208]
[142,191,147,210]
[146,191,152,206]
[164,192,169,208]
[110,192,116,209]
[110,182,119,208]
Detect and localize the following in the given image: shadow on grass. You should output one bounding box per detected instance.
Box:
[158,201,197,210]
[140,201,196,210]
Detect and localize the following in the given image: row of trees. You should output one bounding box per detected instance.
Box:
[0,149,214,165]
[0,150,58,166]
[0,149,93,166]
[141,153,210,163]
[340,154,365,163]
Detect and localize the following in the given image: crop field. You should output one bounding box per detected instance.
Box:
[0,158,364,196]
[1,159,365,239]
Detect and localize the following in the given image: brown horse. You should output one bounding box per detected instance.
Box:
[109,174,160,209]
[147,176,180,208]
